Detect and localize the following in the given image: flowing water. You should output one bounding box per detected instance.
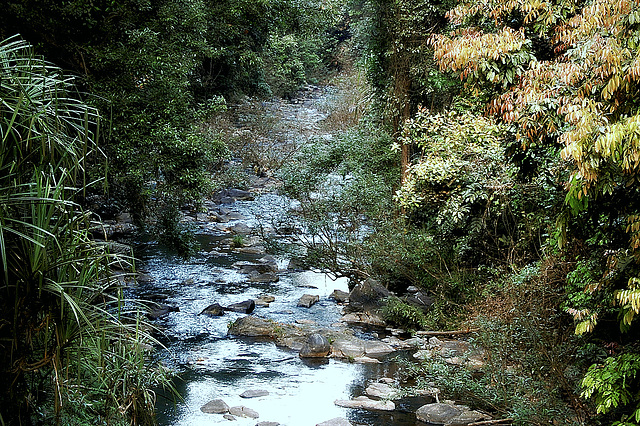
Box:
[131,88,428,425]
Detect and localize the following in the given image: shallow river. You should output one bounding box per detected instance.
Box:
[132,89,428,425]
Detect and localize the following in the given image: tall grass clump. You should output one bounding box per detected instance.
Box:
[0,35,173,425]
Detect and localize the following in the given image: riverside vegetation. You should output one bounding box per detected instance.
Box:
[3,0,640,425]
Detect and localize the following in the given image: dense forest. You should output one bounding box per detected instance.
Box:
[2,0,640,425]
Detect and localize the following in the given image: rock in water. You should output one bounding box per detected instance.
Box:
[200,399,229,414]
[316,418,352,426]
[240,389,269,398]
[299,333,330,358]
[226,299,255,314]
[415,402,490,425]
[199,303,225,316]
[348,278,391,313]
[147,304,179,320]
[297,294,319,308]
[229,405,259,419]
[334,396,395,411]
[329,289,349,303]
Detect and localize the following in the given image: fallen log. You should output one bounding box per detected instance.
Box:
[415,328,480,337]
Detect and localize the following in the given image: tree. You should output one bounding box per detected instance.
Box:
[429,0,640,422]
[0,35,172,425]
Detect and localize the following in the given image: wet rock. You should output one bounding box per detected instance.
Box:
[229,223,253,235]
[329,289,349,303]
[287,258,305,270]
[235,261,278,275]
[229,405,259,419]
[147,304,179,320]
[353,356,381,364]
[415,402,490,425]
[334,396,395,411]
[348,278,391,313]
[238,246,267,255]
[227,188,255,201]
[200,303,225,316]
[226,300,256,314]
[248,272,280,283]
[365,382,398,400]
[297,294,319,308]
[240,389,269,398]
[316,418,352,426]
[228,316,286,337]
[223,414,236,420]
[364,340,395,358]
[299,333,330,358]
[295,319,317,325]
[200,399,230,414]
[341,312,386,327]
[331,339,365,358]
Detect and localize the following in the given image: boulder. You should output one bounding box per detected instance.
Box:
[329,289,349,303]
[297,294,320,308]
[341,312,386,327]
[227,188,255,201]
[240,389,269,398]
[334,396,395,411]
[299,333,330,358]
[365,382,398,400]
[200,399,229,414]
[147,304,179,320]
[229,405,259,419]
[234,261,278,275]
[226,300,256,314]
[415,402,490,425]
[200,303,225,316]
[248,272,280,283]
[402,290,434,312]
[316,418,352,426]
[229,223,253,235]
[228,316,278,337]
[348,279,391,313]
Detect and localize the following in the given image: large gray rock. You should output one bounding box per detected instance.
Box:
[234,261,278,275]
[334,396,395,411]
[299,333,330,358]
[229,405,259,419]
[228,316,279,337]
[365,382,398,400]
[200,399,229,414]
[200,303,225,316]
[226,300,256,314]
[297,294,320,308]
[403,290,434,312]
[329,289,349,303]
[147,304,179,320]
[348,279,391,313]
[416,403,490,425]
[248,272,280,283]
[316,418,352,426]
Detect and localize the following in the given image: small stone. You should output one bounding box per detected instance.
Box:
[316,418,352,426]
[223,414,236,421]
[229,405,259,419]
[256,422,279,426]
[240,389,269,398]
[297,294,319,308]
[200,399,230,414]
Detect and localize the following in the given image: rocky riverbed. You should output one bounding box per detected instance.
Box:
[109,86,494,426]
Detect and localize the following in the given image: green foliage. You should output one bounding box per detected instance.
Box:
[582,353,640,424]
[382,296,428,330]
[0,36,174,424]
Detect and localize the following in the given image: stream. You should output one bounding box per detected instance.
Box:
[131,87,428,426]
